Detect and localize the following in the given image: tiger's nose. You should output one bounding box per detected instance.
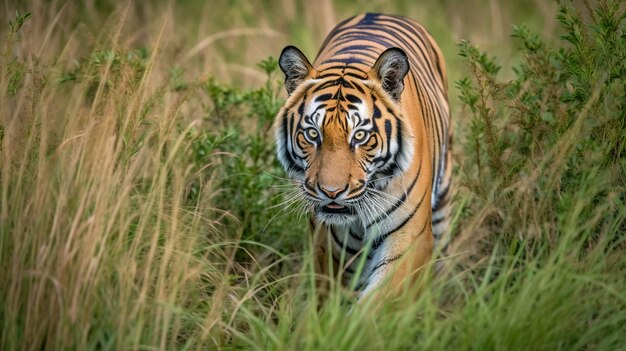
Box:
[317,183,348,199]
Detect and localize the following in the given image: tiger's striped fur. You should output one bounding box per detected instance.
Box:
[274,13,451,299]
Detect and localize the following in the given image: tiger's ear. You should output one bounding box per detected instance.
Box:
[369,48,409,101]
[279,46,315,95]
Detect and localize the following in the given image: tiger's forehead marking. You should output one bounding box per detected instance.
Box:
[302,78,371,131]
[304,99,368,132]
[303,101,326,127]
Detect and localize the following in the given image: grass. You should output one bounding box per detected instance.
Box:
[1,0,625,350]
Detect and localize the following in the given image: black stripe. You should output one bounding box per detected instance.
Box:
[343,72,368,79]
[432,215,446,225]
[297,101,305,117]
[349,229,363,241]
[345,94,362,104]
[370,254,401,275]
[331,33,392,51]
[369,119,394,166]
[395,117,404,163]
[366,215,430,284]
[315,93,333,102]
[432,181,450,210]
[337,44,375,53]
[359,13,379,25]
[331,227,359,255]
[370,187,428,251]
[321,57,367,65]
[314,80,339,92]
[366,159,422,229]
[353,82,366,94]
[281,112,304,174]
[347,183,365,196]
[331,253,355,273]
[372,104,381,119]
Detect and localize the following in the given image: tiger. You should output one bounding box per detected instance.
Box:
[273,13,451,300]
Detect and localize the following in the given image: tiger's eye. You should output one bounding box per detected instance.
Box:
[306,128,319,140]
[353,130,368,142]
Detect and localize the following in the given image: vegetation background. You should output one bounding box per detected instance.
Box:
[1,0,624,349]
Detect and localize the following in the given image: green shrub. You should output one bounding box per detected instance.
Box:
[189,56,307,268]
[455,0,625,259]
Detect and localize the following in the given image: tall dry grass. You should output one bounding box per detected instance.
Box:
[0,3,232,349]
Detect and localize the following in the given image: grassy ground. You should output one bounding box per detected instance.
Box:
[1,0,625,350]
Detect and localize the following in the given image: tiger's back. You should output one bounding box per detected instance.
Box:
[274,13,451,298]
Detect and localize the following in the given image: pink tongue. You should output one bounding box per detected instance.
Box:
[326,203,345,209]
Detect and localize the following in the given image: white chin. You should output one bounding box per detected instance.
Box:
[314,212,357,225]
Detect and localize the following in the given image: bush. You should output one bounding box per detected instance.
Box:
[189,56,307,268]
[454,0,625,260]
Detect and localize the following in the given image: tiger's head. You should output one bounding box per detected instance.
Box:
[273,46,414,225]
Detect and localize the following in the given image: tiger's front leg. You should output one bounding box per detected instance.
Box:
[312,217,434,302]
[310,220,331,298]
[311,221,362,300]
[359,215,434,301]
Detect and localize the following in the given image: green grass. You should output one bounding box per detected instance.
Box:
[1,1,625,350]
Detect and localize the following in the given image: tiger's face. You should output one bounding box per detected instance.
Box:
[274,46,414,225]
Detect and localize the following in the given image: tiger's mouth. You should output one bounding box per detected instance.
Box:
[319,202,353,214]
